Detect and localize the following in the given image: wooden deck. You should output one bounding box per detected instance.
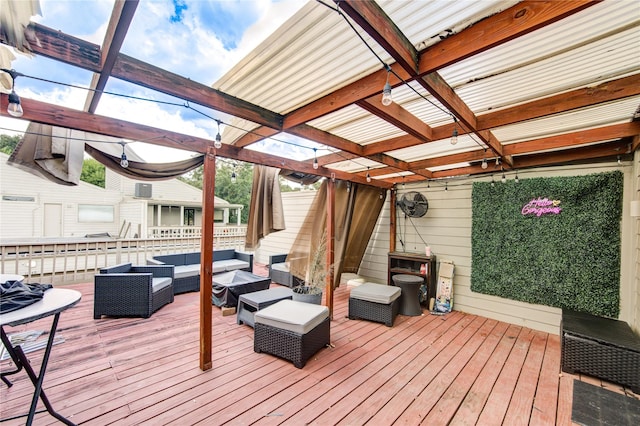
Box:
[1,270,637,425]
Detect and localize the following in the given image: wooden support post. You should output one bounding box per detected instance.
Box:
[326,178,335,319]
[199,147,215,371]
[389,187,396,253]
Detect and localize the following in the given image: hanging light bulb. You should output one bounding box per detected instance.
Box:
[495,157,500,166]
[481,158,488,169]
[450,118,458,145]
[515,171,519,183]
[427,179,430,189]
[366,167,371,183]
[379,191,384,200]
[617,155,622,165]
[346,181,351,193]
[7,90,23,117]
[119,142,129,168]
[2,69,24,117]
[214,120,222,149]
[501,171,507,184]
[491,175,495,187]
[231,166,237,184]
[381,65,393,106]
[445,182,448,191]
[312,148,319,170]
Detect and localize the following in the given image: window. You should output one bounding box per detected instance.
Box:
[184,208,195,226]
[78,205,114,222]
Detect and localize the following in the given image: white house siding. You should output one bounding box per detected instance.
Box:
[356,161,636,335]
[254,191,317,264]
[119,200,147,239]
[0,153,122,239]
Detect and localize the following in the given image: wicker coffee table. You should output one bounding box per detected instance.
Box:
[237,287,293,327]
[561,309,640,393]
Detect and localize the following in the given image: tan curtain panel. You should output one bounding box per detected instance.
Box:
[289,180,386,289]
[8,123,205,184]
[244,165,285,249]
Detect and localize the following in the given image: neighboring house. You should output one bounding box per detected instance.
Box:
[0,152,242,239]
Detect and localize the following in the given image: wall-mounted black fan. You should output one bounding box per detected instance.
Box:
[397,191,429,218]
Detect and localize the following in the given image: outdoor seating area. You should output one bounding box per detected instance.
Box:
[3,278,637,425]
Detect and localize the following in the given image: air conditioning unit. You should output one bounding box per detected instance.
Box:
[134,183,152,198]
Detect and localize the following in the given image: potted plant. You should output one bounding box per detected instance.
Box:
[292,231,331,305]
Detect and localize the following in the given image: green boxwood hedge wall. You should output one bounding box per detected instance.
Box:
[470,171,623,317]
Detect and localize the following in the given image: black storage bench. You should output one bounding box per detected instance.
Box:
[561,309,640,393]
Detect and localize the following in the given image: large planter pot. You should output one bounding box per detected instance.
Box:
[292,285,323,305]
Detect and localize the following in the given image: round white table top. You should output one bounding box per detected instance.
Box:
[0,274,25,283]
[0,288,81,327]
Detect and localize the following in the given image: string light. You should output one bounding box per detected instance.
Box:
[495,157,500,166]
[481,149,488,169]
[346,181,351,193]
[445,181,448,191]
[119,141,129,168]
[381,64,393,106]
[501,169,507,183]
[231,164,237,183]
[214,120,222,149]
[515,170,519,183]
[1,69,24,117]
[366,166,371,182]
[450,118,458,145]
[313,148,319,169]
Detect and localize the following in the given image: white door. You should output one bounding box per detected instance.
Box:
[44,203,63,237]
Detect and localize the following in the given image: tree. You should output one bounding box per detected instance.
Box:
[214,161,253,224]
[0,134,20,154]
[80,158,106,187]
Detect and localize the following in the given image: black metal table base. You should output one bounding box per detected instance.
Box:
[1,313,76,425]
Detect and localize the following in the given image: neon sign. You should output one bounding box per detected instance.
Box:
[522,197,561,217]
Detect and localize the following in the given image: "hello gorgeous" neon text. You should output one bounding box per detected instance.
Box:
[521,197,562,217]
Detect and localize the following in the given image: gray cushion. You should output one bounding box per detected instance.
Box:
[174,264,200,279]
[350,282,401,304]
[254,300,329,334]
[215,259,250,272]
[152,277,172,292]
[271,263,289,273]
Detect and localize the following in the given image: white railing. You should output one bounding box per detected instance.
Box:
[147,225,247,239]
[0,226,249,285]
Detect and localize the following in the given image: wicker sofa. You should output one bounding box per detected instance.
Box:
[148,250,253,294]
[94,263,174,319]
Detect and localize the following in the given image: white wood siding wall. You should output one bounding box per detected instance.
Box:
[229,161,637,335]
[254,191,317,264]
[0,153,122,239]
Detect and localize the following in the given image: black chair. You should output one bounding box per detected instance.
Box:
[94,263,174,319]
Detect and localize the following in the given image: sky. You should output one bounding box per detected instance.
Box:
[0,0,318,162]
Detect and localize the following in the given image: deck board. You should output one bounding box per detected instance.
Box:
[1,272,637,425]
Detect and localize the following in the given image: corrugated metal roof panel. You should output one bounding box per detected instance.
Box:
[494,96,640,143]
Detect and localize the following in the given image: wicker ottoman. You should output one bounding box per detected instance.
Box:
[254,300,330,368]
[349,283,401,327]
[561,309,640,393]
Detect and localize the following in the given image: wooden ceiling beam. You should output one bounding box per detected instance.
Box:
[363,74,640,155]
[7,22,284,130]
[513,140,629,169]
[418,0,599,74]
[3,95,392,189]
[504,122,640,156]
[84,0,139,113]
[336,0,418,74]
[478,73,640,129]
[357,98,433,141]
